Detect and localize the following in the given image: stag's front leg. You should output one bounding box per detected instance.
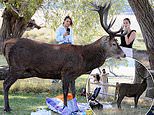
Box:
[62,79,69,106]
[61,79,71,115]
[3,77,17,112]
[134,96,140,108]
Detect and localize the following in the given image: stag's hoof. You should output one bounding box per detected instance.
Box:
[72,97,79,112]
[4,107,12,112]
[62,106,71,115]
[117,108,123,111]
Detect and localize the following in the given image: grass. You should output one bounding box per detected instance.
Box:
[0,92,87,115]
[0,75,88,115]
[88,75,153,115]
[23,28,56,43]
[93,106,151,115]
[89,87,152,115]
[0,93,51,115]
[0,27,149,115]
[0,55,152,115]
[0,55,7,66]
[133,37,147,50]
[0,55,88,114]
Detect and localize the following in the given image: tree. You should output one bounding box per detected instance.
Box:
[128,0,154,98]
[128,0,154,69]
[0,0,43,53]
[43,0,125,44]
[0,0,126,51]
[103,58,129,77]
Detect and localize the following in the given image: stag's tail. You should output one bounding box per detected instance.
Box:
[2,39,17,64]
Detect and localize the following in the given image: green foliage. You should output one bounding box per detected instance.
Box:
[42,0,125,44]
[0,75,87,94]
[0,0,125,44]
[1,0,43,21]
[0,92,87,114]
[0,76,87,114]
[103,57,129,69]
[149,0,154,6]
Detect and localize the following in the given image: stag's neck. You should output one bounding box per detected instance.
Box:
[82,39,107,72]
[141,79,147,89]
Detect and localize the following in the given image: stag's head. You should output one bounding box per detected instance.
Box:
[91,2,127,59]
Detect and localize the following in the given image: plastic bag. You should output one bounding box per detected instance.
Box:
[31,108,51,115]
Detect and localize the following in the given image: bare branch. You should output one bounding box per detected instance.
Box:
[26,19,41,31]
[10,4,23,17]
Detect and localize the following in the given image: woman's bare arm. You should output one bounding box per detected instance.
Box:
[125,31,136,45]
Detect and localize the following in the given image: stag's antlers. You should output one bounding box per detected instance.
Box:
[90,2,127,37]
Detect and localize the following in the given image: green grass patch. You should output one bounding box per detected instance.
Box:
[0,75,88,115]
[0,93,55,115]
[0,54,88,114]
[0,55,7,66]
[0,92,87,115]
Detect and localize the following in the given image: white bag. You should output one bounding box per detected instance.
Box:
[31,109,51,115]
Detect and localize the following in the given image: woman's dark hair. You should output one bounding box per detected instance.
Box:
[123,18,131,24]
[63,16,73,26]
[102,69,106,74]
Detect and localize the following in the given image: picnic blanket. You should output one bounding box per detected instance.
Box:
[46,93,91,115]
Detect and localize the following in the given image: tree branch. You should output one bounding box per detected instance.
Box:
[26,19,41,31]
[108,66,119,77]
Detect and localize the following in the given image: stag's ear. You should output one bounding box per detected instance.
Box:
[109,35,115,40]
[102,36,113,45]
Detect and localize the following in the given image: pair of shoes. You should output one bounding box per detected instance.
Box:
[62,106,71,115]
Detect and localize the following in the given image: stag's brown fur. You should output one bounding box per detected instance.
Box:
[3,2,127,112]
[4,37,124,78]
[3,36,125,111]
[4,38,104,77]
[115,79,147,109]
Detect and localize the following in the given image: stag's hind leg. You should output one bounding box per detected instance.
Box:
[117,95,124,109]
[61,79,72,114]
[3,76,17,112]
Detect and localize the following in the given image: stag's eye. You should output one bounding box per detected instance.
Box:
[112,43,116,46]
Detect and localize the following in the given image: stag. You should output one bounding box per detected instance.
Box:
[2,2,126,113]
[115,78,147,109]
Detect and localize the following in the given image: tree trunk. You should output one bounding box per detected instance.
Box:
[0,1,42,54]
[0,8,27,54]
[128,0,154,98]
[134,61,144,83]
[133,49,149,68]
[128,0,154,69]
